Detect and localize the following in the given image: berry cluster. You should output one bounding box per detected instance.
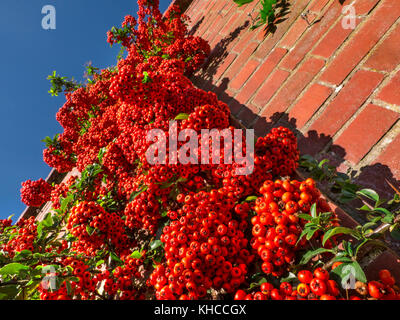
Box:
[234,268,341,300]
[251,178,337,277]
[1,217,37,258]
[149,190,253,300]
[67,201,133,257]
[20,179,53,207]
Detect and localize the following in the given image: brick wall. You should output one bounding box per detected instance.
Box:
[179,0,400,277]
[183,0,400,210]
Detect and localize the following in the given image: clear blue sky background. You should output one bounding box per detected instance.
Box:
[0,0,171,220]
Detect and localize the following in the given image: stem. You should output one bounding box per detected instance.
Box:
[370,223,390,235]
[324,222,390,270]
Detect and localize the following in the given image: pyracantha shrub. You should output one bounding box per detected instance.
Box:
[4,0,398,301]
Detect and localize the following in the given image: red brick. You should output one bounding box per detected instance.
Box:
[377,70,400,106]
[220,12,242,37]
[233,30,257,53]
[252,0,310,60]
[288,84,333,128]
[206,14,224,37]
[235,48,288,104]
[197,0,226,37]
[221,1,235,15]
[312,17,362,59]
[319,0,400,85]
[243,0,259,15]
[310,69,384,137]
[209,34,223,50]
[203,0,218,12]
[213,53,237,80]
[224,42,258,79]
[229,59,260,91]
[223,17,254,52]
[333,104,399,164]
[280,0,346,70]
[353,0,381,15]
[309,0,331,13]
[252,69,290,107]
[374,132,400,180]
[280,14,316,49]
[261,57,326,120]
[365,24,400,72]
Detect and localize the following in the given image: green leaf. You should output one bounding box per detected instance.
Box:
[351,261,367,283]
[130,251,142,259]
[343,240,354,257]
[110,252,123,264]
[160,181,176,189]
[60,194,74,213]
[356,189,379,203]
[297,224,318,243]
[297,213,313,221]
[331,255,353,264]
[382,215,395,224]
[322,227,356,246]
[98,147,107,164]
[358,204,372,211]
[149,240,163,251]
[306,228,319,241]
[174,113,189,120]
[388,193,400,205]
[310,203,317,218]
[0,263,30,277]
[280,272,297,283]
[0,285,19,300]
[13,250,33,262]
[373,207,394,223]
[142,71,151,84]
[66,281,72,296]
[37,213,55,239]
[86,225,95,236]
[243,195,258,202]
[249,277,267,289]
[41,213,54,228]
[318,159,329,168]
[362,221,378,232]
[95,260,105,268]
[129,185,148,202]
[233,0,254,7]
[330,261,366,285]
[299,248,334,265]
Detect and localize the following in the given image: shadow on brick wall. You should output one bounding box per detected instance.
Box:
[193,20,250,87]
[188,16,204,36]
[263,0,292,34]
[190,75,400,225]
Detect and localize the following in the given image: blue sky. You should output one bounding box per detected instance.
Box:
[0,0,171,220]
